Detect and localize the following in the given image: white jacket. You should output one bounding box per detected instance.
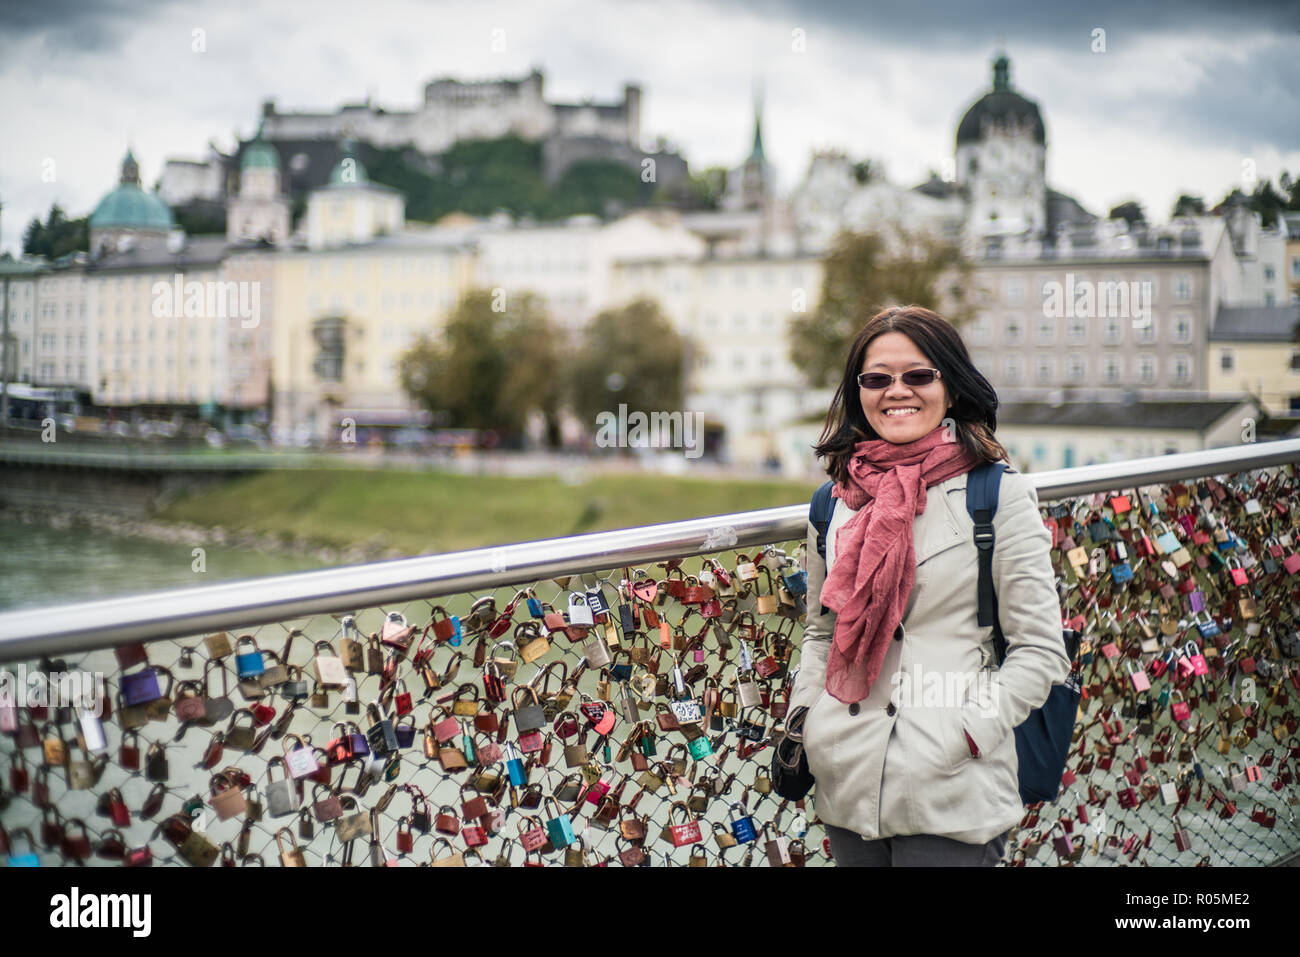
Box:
[790,468,1071,845]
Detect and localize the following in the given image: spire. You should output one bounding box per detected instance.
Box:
[993,53,1011,92]
[120,149,140,186]
[748,81,765,161]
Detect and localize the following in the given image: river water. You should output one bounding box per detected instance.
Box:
[0,518,329,611]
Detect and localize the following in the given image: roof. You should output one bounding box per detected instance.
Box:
[86,235,230,271]
[1046,188,1097,232]
[998,399,1247,431]
[90,184,174,231]
[1209,304,1300,342]
[241,137,280,171]
[956,55,1045,147]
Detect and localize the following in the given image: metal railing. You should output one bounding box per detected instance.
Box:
[4,439,1299,657]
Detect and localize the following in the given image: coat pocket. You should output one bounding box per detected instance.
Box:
[802,689,833,778]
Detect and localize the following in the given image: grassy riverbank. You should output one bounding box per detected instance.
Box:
[157,469,821,555]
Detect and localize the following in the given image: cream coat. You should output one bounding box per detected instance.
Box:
[790,468,1070,845]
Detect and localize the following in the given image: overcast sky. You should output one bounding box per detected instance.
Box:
[1,0,1297,255]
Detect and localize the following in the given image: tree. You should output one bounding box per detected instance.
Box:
[568,299,686,433]
[1108,201,1145,227]
[1171,194,1205,218]
[398,289,564,446]
[788,224,972,389]
[21,204,88,258]
[683,166,728,210]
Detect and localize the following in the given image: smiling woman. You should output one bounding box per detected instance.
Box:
[792,304,1069,867]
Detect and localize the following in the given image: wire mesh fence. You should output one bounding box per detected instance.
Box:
[1,462,1299,867]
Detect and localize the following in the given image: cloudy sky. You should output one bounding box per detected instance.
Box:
[1,0,1297,255]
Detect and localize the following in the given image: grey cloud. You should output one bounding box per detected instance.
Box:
[0,0,185,54]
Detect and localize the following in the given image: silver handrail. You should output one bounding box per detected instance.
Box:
[1,438,1297,659]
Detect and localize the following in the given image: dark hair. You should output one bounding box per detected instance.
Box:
[814,304,1010,486]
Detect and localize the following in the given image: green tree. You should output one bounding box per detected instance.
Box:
[788,225,972,389]
[568,299,686,432]
[1171,194,1205,218]
[21,204,88,258]
[1108,201,1145,227]
[398,289,563,446]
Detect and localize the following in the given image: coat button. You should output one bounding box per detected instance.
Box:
[894,626,904,641]
[848,703,860,716]
[886,703,896,716]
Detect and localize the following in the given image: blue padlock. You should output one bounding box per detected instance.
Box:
[6,829,39,866]
[585,586,610,616]
[1110,562,1133,584]
[544,797,576,848]
[120,666,162,706]
[449,615,462,648]
[781,567,807,599]
[526,594,544,618]
[504,742,526,787]
[235,636,265,680]
[729,803,757,844]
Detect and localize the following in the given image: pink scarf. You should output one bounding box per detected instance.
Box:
[820,426,980,703]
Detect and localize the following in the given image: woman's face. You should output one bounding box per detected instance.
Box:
[859,332,952,444]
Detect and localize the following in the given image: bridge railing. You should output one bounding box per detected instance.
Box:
[2,438,1299,867]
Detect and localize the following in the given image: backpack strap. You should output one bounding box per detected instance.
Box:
[809,480,835,616]
[810,480,835,561]
[965,462,1010,665]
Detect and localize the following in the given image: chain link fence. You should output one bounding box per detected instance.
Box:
[2,460,1299,867]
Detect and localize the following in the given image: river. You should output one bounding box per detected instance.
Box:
[0,517,329,611]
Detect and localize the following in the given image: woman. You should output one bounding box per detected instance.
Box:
[790,305,1070,867]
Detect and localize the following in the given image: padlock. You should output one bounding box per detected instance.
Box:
[209,772,248,821]
[366,700,399,754]
[234,635,266,680]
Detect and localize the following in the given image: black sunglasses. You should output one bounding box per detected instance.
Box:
[857,368,942,390]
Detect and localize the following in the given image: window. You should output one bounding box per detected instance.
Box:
[1264,265,1275,283]
[1004,277,1025,305]
[1173,274,1191,302]
[1138,354,1155,382]
[1067,316,1086,343]
[1066,354,1086,382]
[1290,256,1300,280]
[1035,354,1055,383]
[1004,316,1023,343]
[1003,356,1023,384]
[1172,313,1191,343]
[1136,313,1157,343]
[1104,316,1122,344]
[1035,314,1055,343]
[971,314,992,344]
[1171,354,1191,383]
[1103,355,1121,383]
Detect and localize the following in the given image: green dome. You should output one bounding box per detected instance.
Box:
[90,184,174,231]
[242,139,280,170]
[328,155,370,186]
[956,54,1045,147]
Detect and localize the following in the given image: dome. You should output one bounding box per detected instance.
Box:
[328,147,371,186]
[90,150,173,231]
[955,55,1045,147]
[242,139,280,170]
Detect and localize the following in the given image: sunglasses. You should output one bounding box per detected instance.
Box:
[856,368,942,390]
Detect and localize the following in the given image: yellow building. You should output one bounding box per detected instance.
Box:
[270,233,477,442]
[1207,304,1300,417]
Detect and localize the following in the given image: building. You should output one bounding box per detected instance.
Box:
[89,151,175,257]
[0,260,44,386]
[609,251,825,465]
[1285,212,1300,306]
[257,69,640,156]
[301,144,405,250]
[1207,304,1300,416]
[225,131,291,246]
